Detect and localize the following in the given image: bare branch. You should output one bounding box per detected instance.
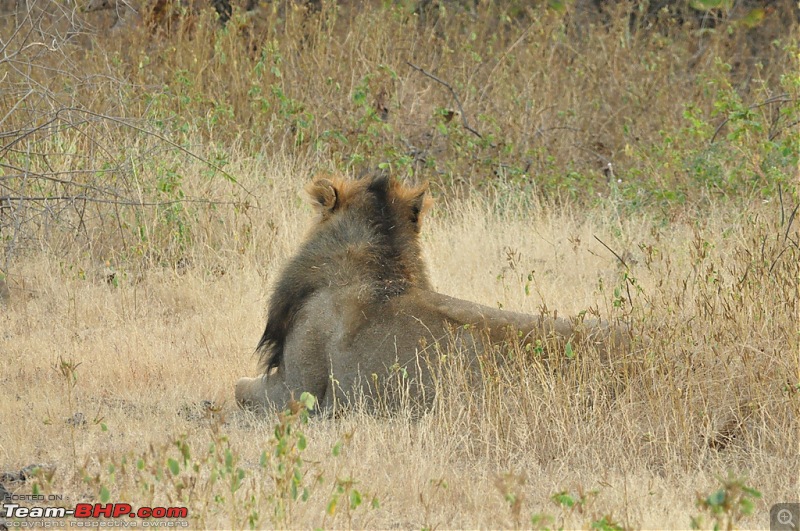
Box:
[57,107,254,198]
[593,235,629,269]
[0,195,244,207]
[406,61,483,140]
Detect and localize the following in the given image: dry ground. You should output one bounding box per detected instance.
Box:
[1,161,797,530]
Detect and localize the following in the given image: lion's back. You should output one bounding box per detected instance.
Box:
[283,285,477,411]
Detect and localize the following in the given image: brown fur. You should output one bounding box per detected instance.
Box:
[236,174,632,414]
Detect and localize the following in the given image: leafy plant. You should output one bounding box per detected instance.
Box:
[691,473,762,531]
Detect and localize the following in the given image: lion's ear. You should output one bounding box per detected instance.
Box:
[307,178,339,215]
[409,183,431,229]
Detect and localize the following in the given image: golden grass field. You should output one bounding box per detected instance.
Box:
[2,158,798,529]
[1,0,799,529]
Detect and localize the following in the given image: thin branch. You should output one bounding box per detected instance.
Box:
[769,119,800,142]
[594,234,634,310]
[0,89,35,129]
[406,61,483,140]
[768,245,792,275]
[533,125,582,138]
[710,94,793,144]
[784,203,798,245]
[0,116,59,156]
[593,235,629,269]
[56,107,255,199]
[573,142,611,165]
[0,195,245,207]
[0,163,132,196]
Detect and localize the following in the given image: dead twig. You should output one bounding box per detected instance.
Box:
[783,203,798,245]
[594,234,634,309]
[594,235,629,270]
[0,195,243,207]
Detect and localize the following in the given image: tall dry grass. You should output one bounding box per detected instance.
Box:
[1,1,798,268]
[2,159,798,529]
[1,1,798,529]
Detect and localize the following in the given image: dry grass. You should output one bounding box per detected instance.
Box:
[1,1,799,529]
[2,159,798,529]
[1,1,798,256]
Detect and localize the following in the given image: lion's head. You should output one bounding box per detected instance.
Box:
[257,174,433,373]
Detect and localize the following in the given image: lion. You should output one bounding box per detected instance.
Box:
[235,174,632,414]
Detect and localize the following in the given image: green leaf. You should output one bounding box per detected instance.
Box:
[299,392,316,411]
[552,491,575,508]
[225,448,234,469]
[100,486,110,503]
[167,458,180,476]
[740,498,754,515]
[349,489,362,509]
[742,486,762,498]
[707,489,726,506]
[565,343,574,359]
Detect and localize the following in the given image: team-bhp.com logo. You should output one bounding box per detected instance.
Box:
[3,503,188,527]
